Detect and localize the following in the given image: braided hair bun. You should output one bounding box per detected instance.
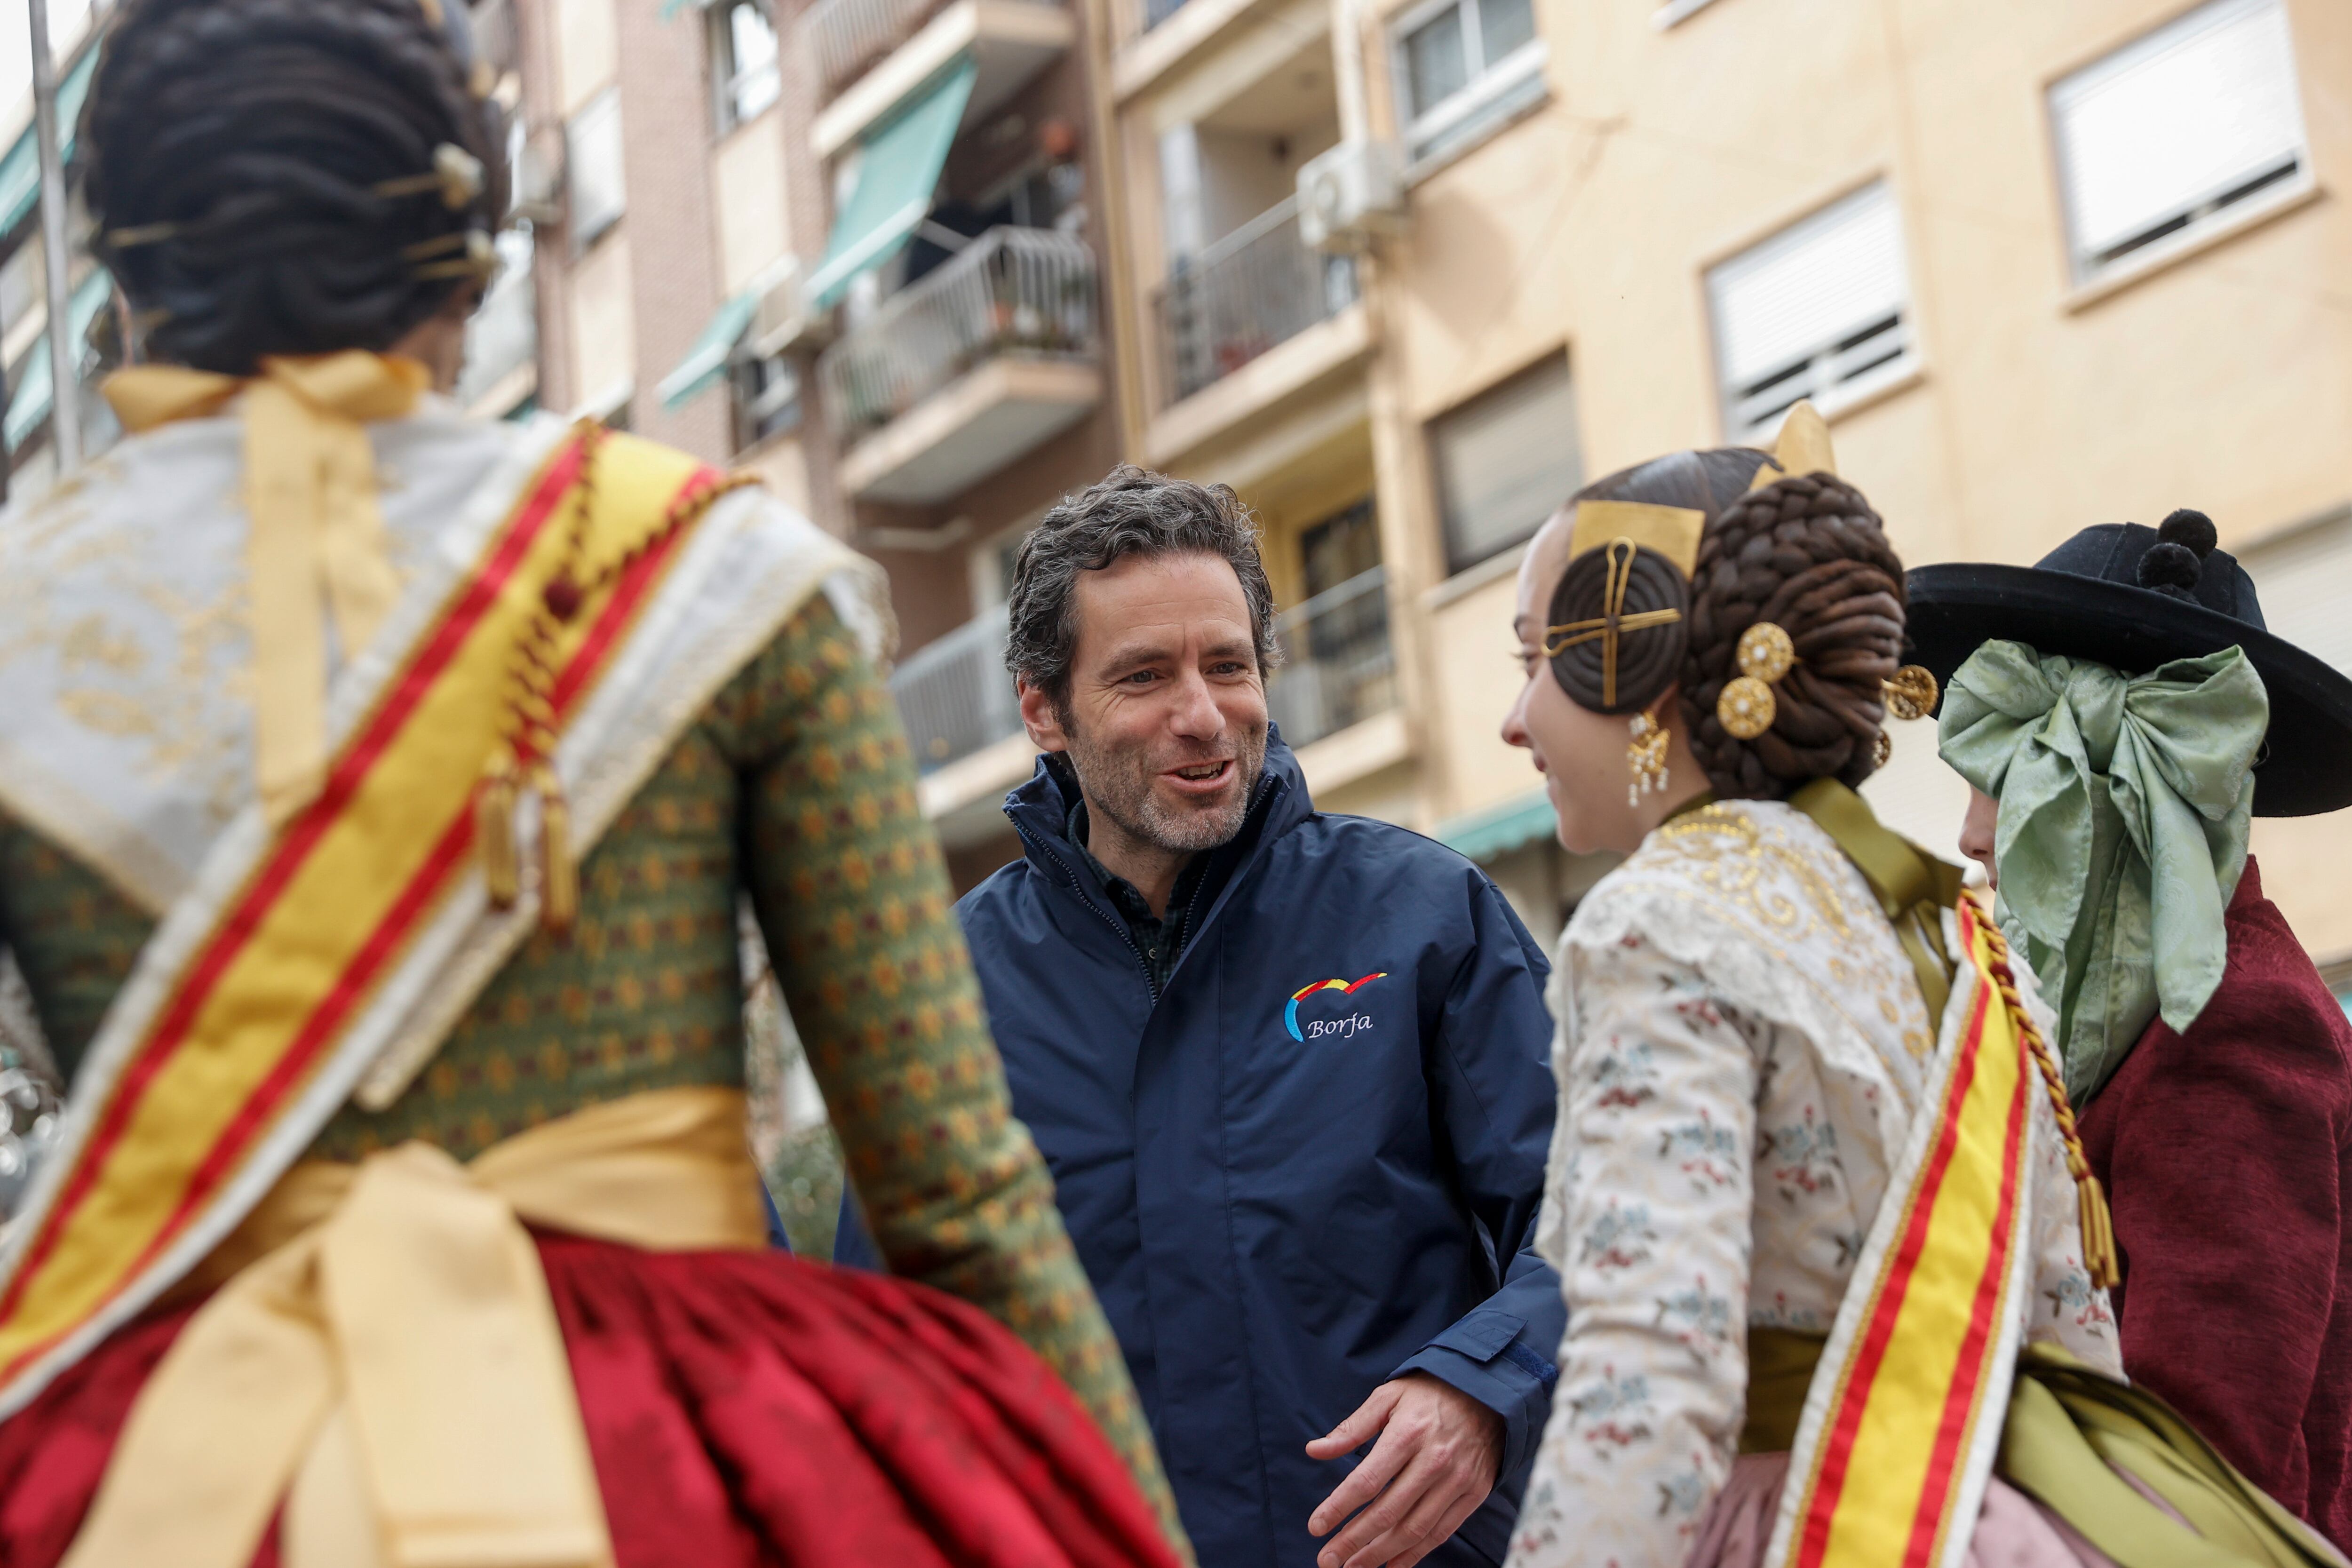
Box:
[1681,473,1906,797]
[1547,444,1909,800]
[83,0,506,374]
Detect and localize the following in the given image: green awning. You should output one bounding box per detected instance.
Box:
[0,44,102,239]
[805,57,976,310]
[1436,788,1556,865]
[657,289,758,409]
[8,266,114,452]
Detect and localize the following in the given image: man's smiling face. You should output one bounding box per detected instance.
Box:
[1033,549,1269,857]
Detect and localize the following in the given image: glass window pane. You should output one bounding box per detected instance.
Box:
[1477,0,1534,66]
[1403,6,1469,121]
[730,1,782,123]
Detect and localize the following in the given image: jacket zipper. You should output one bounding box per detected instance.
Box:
[1013,821,1164,1001]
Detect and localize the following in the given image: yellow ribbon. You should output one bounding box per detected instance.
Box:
[104,353,432,826]
[62,1087,769,1568]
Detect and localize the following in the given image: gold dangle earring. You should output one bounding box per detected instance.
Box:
[1626,709,1671,808]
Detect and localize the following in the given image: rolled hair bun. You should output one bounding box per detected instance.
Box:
[1679,472,1907,799]
[83,0,506,374]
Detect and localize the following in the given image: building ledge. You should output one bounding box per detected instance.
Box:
[838,354,1101,504]
[815,0,1075,159]
[2061,177,2321,316]
[1143,301,1372,469]
[1294,707,1409,801]
[1109,0,1269,102]
[918,731,1037,846]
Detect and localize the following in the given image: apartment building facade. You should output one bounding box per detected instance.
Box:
[1062,0,2352,963]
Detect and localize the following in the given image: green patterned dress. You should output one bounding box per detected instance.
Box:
[0,592,1183,1550]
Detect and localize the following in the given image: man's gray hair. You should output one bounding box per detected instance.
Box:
[1006,465,1281,707]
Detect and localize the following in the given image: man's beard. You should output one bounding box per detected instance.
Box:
[1063,713,1268,856]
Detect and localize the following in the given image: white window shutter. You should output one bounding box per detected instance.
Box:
[2050,0,2305,267]
[1708,183,1907,395]
[1432,354,1582,573]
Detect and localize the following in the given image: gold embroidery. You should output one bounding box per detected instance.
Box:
[1652,805,1853,940]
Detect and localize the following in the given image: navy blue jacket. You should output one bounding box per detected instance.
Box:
[957,736,1563,1568]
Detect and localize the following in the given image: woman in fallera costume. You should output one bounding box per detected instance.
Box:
[1495,406,2344,1568]
[0,2,1186,1565]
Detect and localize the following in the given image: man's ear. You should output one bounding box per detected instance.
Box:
[1018,676,1069,753]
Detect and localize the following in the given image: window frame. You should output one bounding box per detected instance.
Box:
[1386,0,1548,170]
[709,0,782,135]
[564,87,628,253]
[729,349,802,453]
[1704,180,1920,443]
[2045,0,2312,288]
[1427,350,1583,579]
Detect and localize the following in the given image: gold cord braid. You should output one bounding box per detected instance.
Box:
[1965,892,2121,1290]
[1544,538,1685,709]
[476,418,761,932]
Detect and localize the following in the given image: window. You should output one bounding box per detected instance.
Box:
[2050,0,2308,284]
[730,351,801,451]
[1390,0,1544,166]
[1706,182,1915,441]
[564,88,626,250]
[711,0,781,132]
[1429,352,1582,576]
[2240,510,2352,678]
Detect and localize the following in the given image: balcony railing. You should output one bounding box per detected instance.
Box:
[890,607,1024,773]
[1266,565,1394,750]
[820,225,1097,442]
[1154,195,1358,407]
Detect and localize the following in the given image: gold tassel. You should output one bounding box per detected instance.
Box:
[2078,1171,2120,1291]
[535,764,577,935]
[476,755,520,907]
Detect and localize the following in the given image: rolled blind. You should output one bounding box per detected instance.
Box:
[2050,0,2304,265]
[1706,183,1906,393]
[2242,513,2352,678]
[1431,354,1582,573]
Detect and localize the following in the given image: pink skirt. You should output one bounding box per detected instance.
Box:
[1686,1453,2121,1568]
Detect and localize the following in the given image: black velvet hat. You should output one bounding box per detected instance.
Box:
[1905,509,2352,817]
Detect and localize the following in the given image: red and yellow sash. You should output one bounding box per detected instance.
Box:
[1767,895,2048,1568]
[0,428,731,1408]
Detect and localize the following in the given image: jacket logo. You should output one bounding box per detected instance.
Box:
[1285,972,1387,1042]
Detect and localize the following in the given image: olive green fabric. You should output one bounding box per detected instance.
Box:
[1788,777,1965,1028]
[0,595,1188,1557]
[2000,1345,2345,1568]
[1740,1328,1828,1455]
[1937,641,2267,1104]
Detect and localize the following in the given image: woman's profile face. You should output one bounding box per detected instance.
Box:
[1500,512,1670,857]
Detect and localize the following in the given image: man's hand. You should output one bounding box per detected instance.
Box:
[1304,1372,1503,1568]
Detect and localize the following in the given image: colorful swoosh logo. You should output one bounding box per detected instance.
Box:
[1284,972,1388,1042]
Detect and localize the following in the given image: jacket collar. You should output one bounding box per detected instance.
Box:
[1002,726,1313,923]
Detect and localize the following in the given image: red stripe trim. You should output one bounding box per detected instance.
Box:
[1899,1044,2029,1568]
[0,438,589,1356]
[1795,976,1996,1568]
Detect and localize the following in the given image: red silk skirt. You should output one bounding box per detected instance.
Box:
[0,1233,1180,1568]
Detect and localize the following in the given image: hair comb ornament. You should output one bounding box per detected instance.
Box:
[1716,621,1794,740]
[1882,664,1939,722]
[1748,399,1836,490]
[374,143,487,210]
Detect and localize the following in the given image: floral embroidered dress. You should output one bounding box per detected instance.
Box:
[1504,799,2117,1568]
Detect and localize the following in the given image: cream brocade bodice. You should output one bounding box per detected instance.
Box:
[1505,800,2119,1568]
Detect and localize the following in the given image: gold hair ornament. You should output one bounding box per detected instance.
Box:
[373,143,487,209]
[411,229,498,283]
[1747,399,1837,490]
[1883,664,1940,722]
[1626,710,1670,809]
[1716,621,1796,740]
[1544,538,1685,709]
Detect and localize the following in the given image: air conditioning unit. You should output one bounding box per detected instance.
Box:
[511,134,564,226]
[1297,139,1407,255]
[749,257,831,356]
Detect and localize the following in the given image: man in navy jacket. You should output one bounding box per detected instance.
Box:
[956,468,1562,1568]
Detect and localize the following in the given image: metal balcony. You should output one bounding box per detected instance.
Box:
[890,607,1024,773]
[1266,565,1395,749]
[821,225,1101,503]
[1154,195,1359,406]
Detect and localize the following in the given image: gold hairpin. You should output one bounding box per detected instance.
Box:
[1883,664,1939,721]
[103,222,181,249]
[1543,537,1684,709]
[374,143,486,210]
[412,229,498,282]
